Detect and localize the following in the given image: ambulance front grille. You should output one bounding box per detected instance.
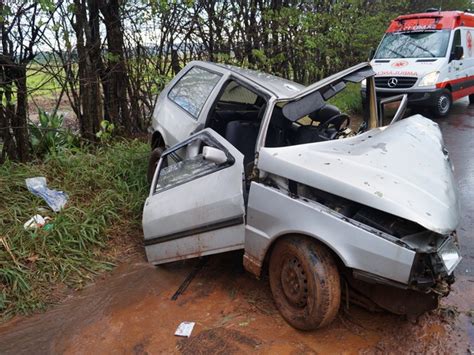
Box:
[375,77,418,89]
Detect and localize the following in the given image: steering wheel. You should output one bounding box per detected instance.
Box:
[317,113,350,131]
[315,113,351,140]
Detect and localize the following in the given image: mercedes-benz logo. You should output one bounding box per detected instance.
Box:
[387,77,398,88]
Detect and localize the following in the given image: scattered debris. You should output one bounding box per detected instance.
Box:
[175,321,195,337]
[25,177,68,212]
[171,258,207,301]
[23,214,51,230]
[436,305,460,321]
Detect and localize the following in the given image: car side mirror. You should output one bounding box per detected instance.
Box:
[202,146,228,164]
[451,45,464,61]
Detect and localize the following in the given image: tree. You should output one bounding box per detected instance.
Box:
[0,1,55,162]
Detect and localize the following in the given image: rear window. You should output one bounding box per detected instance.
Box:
[168,67,222,118]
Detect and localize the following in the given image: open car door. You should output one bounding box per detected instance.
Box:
[143,128,246,265]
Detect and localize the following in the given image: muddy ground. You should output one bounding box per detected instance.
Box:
[0,99,473,354]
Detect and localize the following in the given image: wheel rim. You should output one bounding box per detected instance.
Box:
[438,95,450,114]
[280,255,308,308]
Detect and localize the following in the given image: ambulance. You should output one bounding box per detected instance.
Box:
[362,10,474,117]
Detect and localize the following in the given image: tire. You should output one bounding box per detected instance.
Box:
[147,147,163,184]
[469,94,474,105]
[431,89,452,117]
[269,236,341,330]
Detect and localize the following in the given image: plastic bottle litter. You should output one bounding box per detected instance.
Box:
[23,214,51,230]
[25,177,68,212]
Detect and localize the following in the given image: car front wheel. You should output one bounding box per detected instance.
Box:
[269,236,341,330]
[147,147,163,184]
[469,94,474,105]
[431,90,452,117]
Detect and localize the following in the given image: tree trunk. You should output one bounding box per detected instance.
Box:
[72,0,103,141]
[99,0,132,133]
[13,66,30,162]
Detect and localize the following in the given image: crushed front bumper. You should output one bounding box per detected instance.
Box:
[403,232,461,295]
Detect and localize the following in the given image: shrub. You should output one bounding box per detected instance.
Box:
[28,110,79,157]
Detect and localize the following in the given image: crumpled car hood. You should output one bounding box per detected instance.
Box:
[258,115,460,234]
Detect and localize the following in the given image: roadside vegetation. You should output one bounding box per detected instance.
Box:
[0,0,471,320]
[330,83,363,114]
[0,140,148,319]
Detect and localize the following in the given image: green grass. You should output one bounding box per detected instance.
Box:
[0,140,149,320]
[329,82,363,114]
[27,66,64,99]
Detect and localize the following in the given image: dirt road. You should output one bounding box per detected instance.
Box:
[1,99,473,354]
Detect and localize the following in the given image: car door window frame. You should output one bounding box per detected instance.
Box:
[150,131,236,196]
[205,76,271,127]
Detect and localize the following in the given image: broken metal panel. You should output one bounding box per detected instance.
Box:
[282,91,325,122]
[257,115,460,234]
[343,66,376,83]
[287,62,374,100]
[367,76,379,128]
[245,182,415,284]
[346,270,439,315]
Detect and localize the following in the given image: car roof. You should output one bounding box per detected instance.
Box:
[190,61,306,99]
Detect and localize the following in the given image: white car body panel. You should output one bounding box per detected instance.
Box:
[245,183,415,284]
[258,115,460,235]
[143,129,246,265]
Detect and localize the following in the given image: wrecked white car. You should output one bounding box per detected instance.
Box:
[143,61,461,330]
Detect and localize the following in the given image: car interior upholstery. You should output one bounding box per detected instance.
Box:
[207,81,266,165]
[265,103,351,147]
[207,80,352,167]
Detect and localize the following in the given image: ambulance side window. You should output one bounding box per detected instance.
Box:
[450,30,461,61]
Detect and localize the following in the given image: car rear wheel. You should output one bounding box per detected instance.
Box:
[431,90,452,117]
[469,94,474,105]
[269,236,341,330]
[147,147,163,184]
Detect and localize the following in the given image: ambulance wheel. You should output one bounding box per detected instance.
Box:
[469,94,474,105]
[147,147,163,184]
[269,236,341,330]
[431,90,452,117]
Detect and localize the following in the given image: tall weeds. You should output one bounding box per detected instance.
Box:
[0,140,149,319]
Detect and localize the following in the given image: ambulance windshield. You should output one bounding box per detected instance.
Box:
[375,30,451,59]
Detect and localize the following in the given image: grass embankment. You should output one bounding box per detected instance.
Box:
[0,140,149,320]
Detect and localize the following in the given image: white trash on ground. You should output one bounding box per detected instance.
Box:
[174,322,195,337]
[25,177,68,212]
[23,215,51,230]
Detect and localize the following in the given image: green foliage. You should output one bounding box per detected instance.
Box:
[96,120,116,143]
[329,83,363,114]
[29,110,79,156]
[37,0,55,12]
[0,140,149,320]
[27,65,64,98]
